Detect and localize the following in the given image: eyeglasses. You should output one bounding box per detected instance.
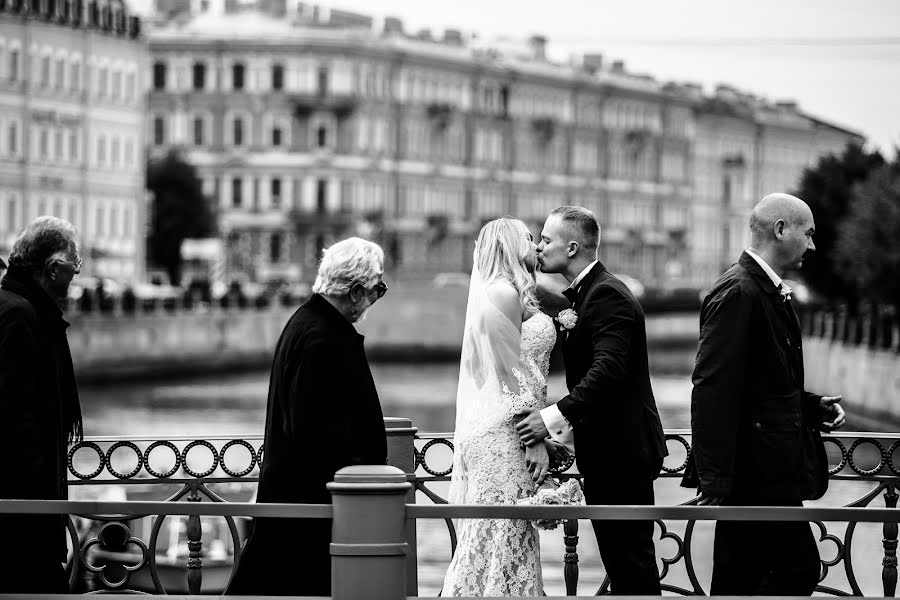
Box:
[373,281,388,299]
[54,257,83,272]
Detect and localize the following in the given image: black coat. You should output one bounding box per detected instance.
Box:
[557,262,667,479]
[687,252,828,502]
[227,294,387,596]
[0,268,82,564]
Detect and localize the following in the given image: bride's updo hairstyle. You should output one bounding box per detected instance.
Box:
[474,217,540,315]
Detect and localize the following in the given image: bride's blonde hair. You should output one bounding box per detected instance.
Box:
[475,217,540,315]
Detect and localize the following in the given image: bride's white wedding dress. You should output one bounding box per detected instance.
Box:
[441,310,557,597]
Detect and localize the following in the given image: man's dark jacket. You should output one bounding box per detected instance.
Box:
[686,252,827,502]
[558,261,667,478]
[0,267,82,582]
[226,293,387,596]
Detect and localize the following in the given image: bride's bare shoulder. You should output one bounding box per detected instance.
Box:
[485,280,523,328]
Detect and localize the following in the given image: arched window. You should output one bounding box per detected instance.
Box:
[232,62,245,91]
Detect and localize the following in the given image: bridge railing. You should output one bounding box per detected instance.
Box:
[47,421,900,596]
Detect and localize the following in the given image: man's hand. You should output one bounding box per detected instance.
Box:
[524,442,550,485]
[543,438,569,467]
[514,409,549,447]
[820,395,846,432]
[697,491,725,506]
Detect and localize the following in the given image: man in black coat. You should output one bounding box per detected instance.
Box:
[685,193,845,595]
[517,206,668,595]
[0,217,84,593]
[226,237,389,596]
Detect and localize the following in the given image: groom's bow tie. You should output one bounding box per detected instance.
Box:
[562,287,578,305]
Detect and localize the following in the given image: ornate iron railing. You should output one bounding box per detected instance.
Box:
[49,426,900,596]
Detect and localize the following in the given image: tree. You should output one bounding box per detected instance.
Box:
[835,157,900,308]
[146,150,216,285]
[792,143,885,306]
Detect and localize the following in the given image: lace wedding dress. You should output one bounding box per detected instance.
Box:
[441,310,557,597]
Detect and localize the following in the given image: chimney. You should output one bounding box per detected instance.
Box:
[582,53,603,73]
[443,28,463,46]
[528,34,547,61]
[383,15,403,35]
[611,60,625,73]
[775,99,798,111]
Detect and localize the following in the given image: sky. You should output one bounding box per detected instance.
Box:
[134,0,900,157]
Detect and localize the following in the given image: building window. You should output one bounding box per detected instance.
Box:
[270,232,282,263]
[272,125,282,147]
[271,63,284,91]
[41,56,51,87]
[112,70,122,99]
[8,123,18,155]
[317,125,327,148]
[192,62,206,90]
[193,116,204,146]
[153,116,165,145]
[125,72,135,100]
[271,177,281,208]
[96,205,104,236]
[9,50,19,82]
[232,63,245,91]
[152,61,166,90]
[98,67,108,97]
[111,137,120,166]
[231,177,242,208]
[124,139,133,166]
[55,58,65,90]
[97,135,106,166]
[317,67,328,96]
[70,62,80,91]
[7,197,17,231]
[39,128,49,160]
[69,130,78,161]
[233,117,244,146]
[54,130,63,160]
[316,178,327,213]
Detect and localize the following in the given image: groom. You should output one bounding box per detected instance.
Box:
[516,206,667,595]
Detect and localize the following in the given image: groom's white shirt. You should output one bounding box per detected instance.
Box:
[745,248,787,291]
[539,260,597,453]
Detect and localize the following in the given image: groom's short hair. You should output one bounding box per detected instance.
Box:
[550,206,599,253]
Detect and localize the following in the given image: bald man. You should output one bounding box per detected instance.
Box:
[685,193,845,595]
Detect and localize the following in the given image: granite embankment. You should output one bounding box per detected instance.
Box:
[67,285,700,382]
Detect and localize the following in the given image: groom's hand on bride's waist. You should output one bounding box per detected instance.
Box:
[515,409,550,446]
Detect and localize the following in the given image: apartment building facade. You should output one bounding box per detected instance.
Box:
[0,0,147,280]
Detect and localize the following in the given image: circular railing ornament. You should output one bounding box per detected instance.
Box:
[419,438,454,477]
[105,441,144,479]
[143,440,181,478]
[181,439,220,478]
[846,438,886,476]
[68,442,105,480]
[662,435,692,474]
[220,439,257,478]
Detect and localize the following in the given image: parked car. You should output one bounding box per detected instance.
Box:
[433,272,470,288]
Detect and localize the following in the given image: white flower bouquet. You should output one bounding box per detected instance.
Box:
[517,478,584,530]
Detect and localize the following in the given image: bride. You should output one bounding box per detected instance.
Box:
[441,217,571,597]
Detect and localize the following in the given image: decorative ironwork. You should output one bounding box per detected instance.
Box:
[47,430,900,596]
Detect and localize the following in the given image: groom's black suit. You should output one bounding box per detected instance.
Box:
[558,261,667,595]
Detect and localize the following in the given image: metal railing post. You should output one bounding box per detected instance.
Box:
[884,484,899,597]
[563,518,580,595]
[384,417,419,596]
[329,465,411,600]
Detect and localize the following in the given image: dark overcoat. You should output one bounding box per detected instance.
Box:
[557,261,668,479]
[686,252,828,502]
[0,268,81,592]
[226,293,387,596]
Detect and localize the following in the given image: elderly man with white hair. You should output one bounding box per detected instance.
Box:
[684,193,846,596]
[0,216,84,593]
[227,237,389,597]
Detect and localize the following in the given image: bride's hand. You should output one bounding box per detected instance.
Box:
[525,442,550,485]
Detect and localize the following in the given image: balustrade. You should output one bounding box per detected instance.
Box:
[3,422,900,595]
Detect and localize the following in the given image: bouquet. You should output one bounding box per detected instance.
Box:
[517,478,584,530]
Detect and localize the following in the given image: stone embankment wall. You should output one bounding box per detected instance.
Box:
[67,286,700,381]
[802,307,900,426]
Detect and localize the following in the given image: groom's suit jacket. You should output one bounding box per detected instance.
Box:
[686,252,828,502]
[558,261,667,479]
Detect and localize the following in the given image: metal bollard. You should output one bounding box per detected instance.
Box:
[328,465,412,600]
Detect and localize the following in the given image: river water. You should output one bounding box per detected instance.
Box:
[76,351,892,596]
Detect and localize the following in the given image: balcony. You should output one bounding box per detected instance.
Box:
[3,423,898,597]
[290,91,357,120]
